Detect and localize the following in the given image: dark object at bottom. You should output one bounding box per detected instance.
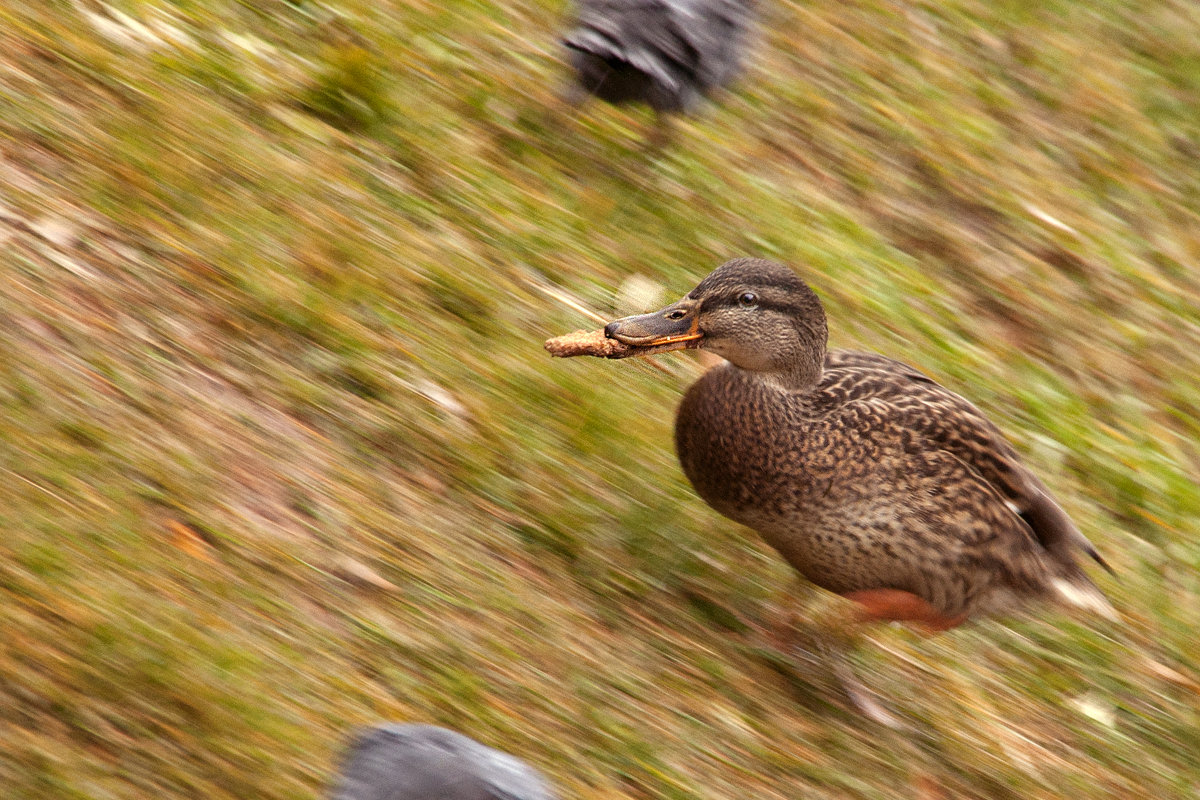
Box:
[328,724,556,800]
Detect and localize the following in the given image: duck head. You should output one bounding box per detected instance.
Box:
[605,258,829,389]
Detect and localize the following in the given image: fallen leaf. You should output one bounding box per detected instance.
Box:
[167,519,217,563]
[331,555,398,592]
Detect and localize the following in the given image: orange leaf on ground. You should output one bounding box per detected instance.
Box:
[167,519,217,563]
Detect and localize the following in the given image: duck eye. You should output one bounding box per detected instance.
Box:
[738,292,758,308]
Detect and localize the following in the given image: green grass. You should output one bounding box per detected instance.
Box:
[1,0,1198,797]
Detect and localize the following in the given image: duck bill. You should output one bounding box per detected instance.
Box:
[604,301,703,355]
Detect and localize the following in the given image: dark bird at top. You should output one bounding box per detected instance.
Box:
[327,724,556,800]
[563,0,755,116]
[598,258,1114,714]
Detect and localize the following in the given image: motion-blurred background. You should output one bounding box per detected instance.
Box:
[1,1,1198,797]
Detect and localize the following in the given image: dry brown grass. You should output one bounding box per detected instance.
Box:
[1,1,1198,798]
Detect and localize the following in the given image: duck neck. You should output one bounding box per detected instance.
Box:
[758,349,825,392]
[765,314,827,391]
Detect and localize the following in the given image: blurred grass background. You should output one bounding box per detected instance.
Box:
[1,0,1198,797]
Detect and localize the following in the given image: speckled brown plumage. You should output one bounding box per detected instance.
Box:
[604,257,1114,625]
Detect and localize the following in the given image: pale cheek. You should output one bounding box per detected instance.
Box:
[706,340,772,371]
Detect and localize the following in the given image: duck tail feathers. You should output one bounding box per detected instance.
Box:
[1083,542,1117,578]
[1050,576,1118,622]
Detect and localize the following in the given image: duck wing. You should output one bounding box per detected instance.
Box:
[822,349,1114,579]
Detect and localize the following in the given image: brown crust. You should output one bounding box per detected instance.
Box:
[544,328,700,360]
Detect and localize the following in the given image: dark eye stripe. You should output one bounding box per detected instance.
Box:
[701,295,798,314]
[749,299,799,314]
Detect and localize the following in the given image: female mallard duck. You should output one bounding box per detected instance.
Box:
[603,257,1114,631]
